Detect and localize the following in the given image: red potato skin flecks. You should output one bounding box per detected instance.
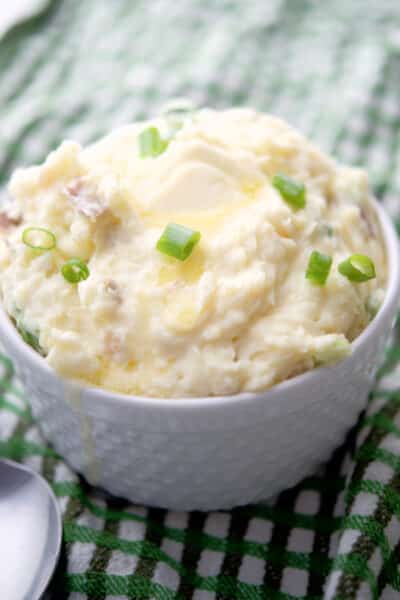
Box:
[104,279,122,304]
[0,212,22,229]
[65,177,106,219]
[360,207,377,239]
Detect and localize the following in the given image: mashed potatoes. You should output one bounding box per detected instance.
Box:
[0,108,387,397]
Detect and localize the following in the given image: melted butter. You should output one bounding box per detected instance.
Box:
[241,181,261,199]
[142,179,263,234]
[143,205,235,233]
[150,181,263,287]
[64,381,100,485]
[170,304,200,332]
[165,298,203,333]
[158,245,205,285]
[163,282,215,333]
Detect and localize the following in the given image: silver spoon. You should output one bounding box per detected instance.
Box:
[0,459,62,600]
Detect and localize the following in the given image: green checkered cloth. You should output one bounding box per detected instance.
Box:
[1,1,400,598]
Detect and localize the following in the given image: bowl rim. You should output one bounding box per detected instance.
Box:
[0,198,399,412]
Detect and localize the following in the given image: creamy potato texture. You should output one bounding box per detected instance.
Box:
[0,109,387,397]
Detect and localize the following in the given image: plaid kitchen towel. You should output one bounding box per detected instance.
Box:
[1,1,400,599]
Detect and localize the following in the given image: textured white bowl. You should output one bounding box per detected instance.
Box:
[0,201,399,510]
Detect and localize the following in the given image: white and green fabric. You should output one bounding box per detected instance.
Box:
[1,2,400,599]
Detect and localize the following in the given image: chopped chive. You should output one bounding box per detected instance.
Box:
[306,250,332,286]
[22,227,56,251]
[365,293,381,319]
[161,98,196,116]
[157,223,201,261]
[318,222,334,237]
[161,100,196,139]
[17,322,43,354]
[61,258,90,283]
[313,336,351,365]
[338,254,376,283]
[272,173,306,209]
[138,127,168,158]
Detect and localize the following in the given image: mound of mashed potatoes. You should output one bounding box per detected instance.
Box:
[0,108,387,397]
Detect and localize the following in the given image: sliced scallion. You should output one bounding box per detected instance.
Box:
[306,251,332,286]
[161,98,196,117]
[338,254,376,283]
[365,293,381,319]
[157,223,201,261]
[138,127,168,158]
[22,227,56,251]
[161,100,196,139]
[61,258,90,283]
[272,173,306,210]
[17,322,43,354]
[317,222,334,238]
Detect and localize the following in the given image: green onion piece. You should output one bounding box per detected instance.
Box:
[313,336,351,366]
[365,293,381,319]
[338,254,376,283]
[22,227,56,251]
[306,250,333,286]
[164,123,183,140]
[61,258,90,283]
[161,98,196,116]
[17,322,43,354]
[272,173,306,209]
[317,222,334,238]
[138,127,168,158]
[161,100,196,140]
[157,223,201,261]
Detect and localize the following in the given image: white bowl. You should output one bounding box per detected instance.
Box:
[0,200,399,510]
